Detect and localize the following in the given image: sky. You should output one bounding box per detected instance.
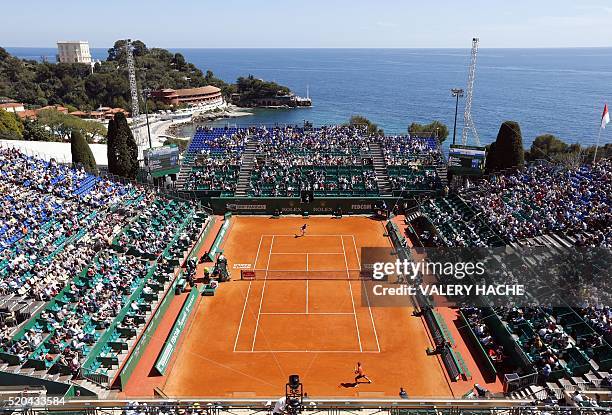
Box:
[2,0,612,48]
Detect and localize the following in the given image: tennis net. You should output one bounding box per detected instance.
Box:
[240,269,371,280]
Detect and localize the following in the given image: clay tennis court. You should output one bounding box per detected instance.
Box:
[161,216,453,398]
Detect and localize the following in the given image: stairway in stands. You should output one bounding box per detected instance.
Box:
[435,162,448,188]
[404,210,423,223]
[176,135,197,190]
[234,140,258,197]
[509,385,549,401]
[368,142,392,197]
[176,160,194,190]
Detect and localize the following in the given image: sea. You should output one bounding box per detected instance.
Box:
[6,47,612,149]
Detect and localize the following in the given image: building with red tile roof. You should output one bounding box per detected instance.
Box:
[0,102,25,113]
[151,86,222,106]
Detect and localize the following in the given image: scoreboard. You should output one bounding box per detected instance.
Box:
[144,145,180,177]
[448,145,486,176]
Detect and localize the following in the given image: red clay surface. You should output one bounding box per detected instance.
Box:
[159,216,454,398]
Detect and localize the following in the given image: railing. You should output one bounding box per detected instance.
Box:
[79,369,109,389]
[7,398,612,415]
[504,371,539,394]
[81,262,158,387]
[101,170,194,205]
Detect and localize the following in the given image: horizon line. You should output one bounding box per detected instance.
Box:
[4,45,612,50]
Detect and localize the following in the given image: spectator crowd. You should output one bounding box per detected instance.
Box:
[182,125,444,197]
[0,146,204,382]
[462,160,611,245]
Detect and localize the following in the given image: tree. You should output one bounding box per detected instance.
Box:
[106,116,118,174]
[70,130,98,174]
[173,53,187,70]
[235,75,292,103]
[36,109,70,140]
[348,115,384,136]
[583,143,612,163]
[35,109,106,143]
[162,137,189,152]
[527,134,568,160]
[485,121,525,173]
[22,118,55,142]
[408,121,449,142]
[107,113,138,178]
[80,120,107,143]
[0,109,23,139]
[107,40,147,62]
[525,134,589,168]
[552,151,583,170]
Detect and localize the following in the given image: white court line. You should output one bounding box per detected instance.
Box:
[351,235,362,269]
[251,236,274,351]
[235,350,380,354]
[251,268,362,272]
[265,235,275,277]
[341,236,362,353]
[362,277,381,353]
[260,312,354,315]
[261,234,347,237]
[305,254,308,313]
[269,252,344,255]
[305,280,309,314]
[233,280,252,352]
[351,234,380,352]
[253,235,264,268]
[250,281,267,351]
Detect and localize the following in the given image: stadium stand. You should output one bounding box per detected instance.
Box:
[460,160,611,246]
[493,305,612,395]
[177,127,246,196]
[400,157,612,400]
[380,134,443,195]
[177,125,445,197]
[248,125,376,196]
[420,194,507,247]
[379,135,440,165]
[0,147,209,394]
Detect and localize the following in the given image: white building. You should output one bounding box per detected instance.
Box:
[57,41,92,64]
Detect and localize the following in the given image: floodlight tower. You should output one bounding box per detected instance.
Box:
[451,88,464,145]
[461,38,481,146]
[125,39,145,149]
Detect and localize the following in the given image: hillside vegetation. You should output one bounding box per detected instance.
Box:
[0,40,292,112]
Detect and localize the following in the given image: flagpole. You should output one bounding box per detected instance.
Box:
[595,103,609,164]
[593,126,602,164]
